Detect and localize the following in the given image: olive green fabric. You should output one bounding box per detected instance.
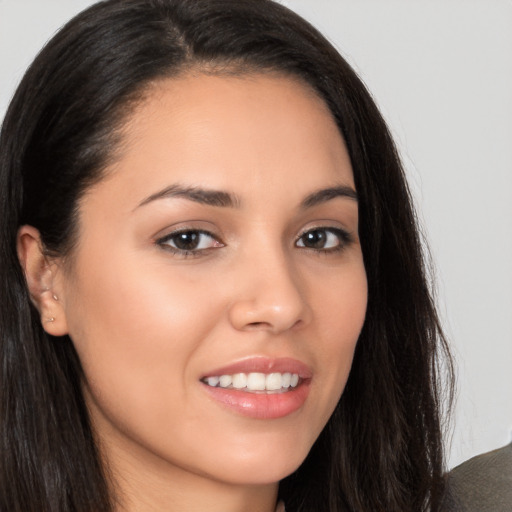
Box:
[442,442,512,511]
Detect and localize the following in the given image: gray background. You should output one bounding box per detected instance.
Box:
[1,0,511,469]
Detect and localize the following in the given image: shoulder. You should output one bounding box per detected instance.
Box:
[441,442,512,512]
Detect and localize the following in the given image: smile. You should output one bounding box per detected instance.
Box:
[202,372,300,393]
[200,357,312,419]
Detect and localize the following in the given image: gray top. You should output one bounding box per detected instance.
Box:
[441,442,512,511]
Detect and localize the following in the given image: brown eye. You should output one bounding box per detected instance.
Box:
[296,228,349,251]
[158,230,222,253]
[172,231,202,251]
[300,230,328,249]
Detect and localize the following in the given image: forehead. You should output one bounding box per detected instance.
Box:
[88,72,353,210]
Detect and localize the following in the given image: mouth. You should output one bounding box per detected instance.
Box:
[200,357,311,419]
[201,371,301,394]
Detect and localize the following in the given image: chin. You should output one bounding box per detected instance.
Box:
[202,441,310,486]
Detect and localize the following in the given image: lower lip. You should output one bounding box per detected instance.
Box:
[201,382,310,419]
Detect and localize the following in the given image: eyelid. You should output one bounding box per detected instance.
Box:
[296,223,352,239]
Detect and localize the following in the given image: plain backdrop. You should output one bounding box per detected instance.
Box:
[1,0,511,469]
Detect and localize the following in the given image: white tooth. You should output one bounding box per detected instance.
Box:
[282,372,291,388]
[246,372,266,391]
[219,375,232,388]
[266,373,283,391]
[206,376,220,387]
[290,374,299,387]
[232,373,247,389]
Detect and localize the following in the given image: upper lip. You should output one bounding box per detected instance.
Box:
[201,356,312,379]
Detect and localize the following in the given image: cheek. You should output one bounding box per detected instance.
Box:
[63,252,222,424]
[67,246,218,348]
[309,261,367,413]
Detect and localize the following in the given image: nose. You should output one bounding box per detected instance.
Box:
[227,249,311,334]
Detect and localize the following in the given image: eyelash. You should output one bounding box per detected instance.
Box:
[155,226,352,258]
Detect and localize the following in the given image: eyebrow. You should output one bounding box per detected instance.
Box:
[300,185,358,209]
[136,183,357,210]
[137,184,240,209]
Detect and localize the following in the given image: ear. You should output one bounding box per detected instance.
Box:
[17,225,69,336]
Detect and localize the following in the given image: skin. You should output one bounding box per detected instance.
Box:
[19,73,367,512]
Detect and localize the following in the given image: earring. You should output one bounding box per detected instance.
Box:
[52,294,58,301]
[45,317,55,323]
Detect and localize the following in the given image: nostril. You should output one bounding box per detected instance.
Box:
[246,319,303,332]
[246,321,269,329]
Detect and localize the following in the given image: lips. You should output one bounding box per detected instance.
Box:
[200,357,312,419]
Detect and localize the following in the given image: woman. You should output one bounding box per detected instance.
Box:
[0,0,453,511]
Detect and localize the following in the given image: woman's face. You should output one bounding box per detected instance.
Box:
[54,74,367,487]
